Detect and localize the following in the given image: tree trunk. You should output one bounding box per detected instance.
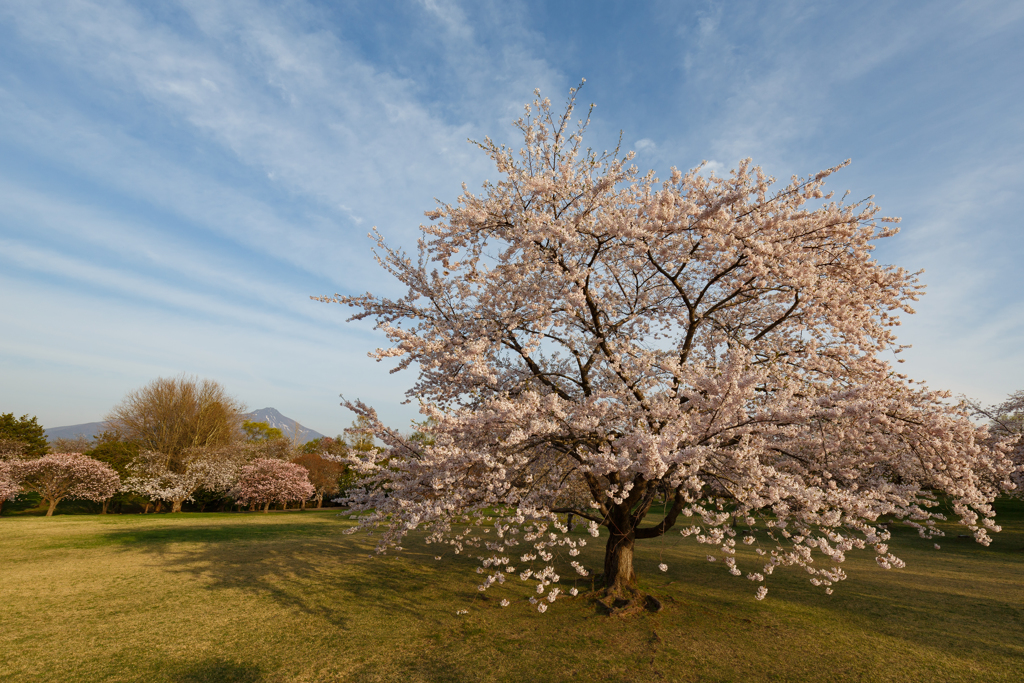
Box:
[101,499,109,515]
[171,499,183,513]
[144,502,152,514]
[316,495,323,509]
[155,501,163,513]
[46,498,59,517]
[282,501,287,510]
[263,502,270,513]
[603,528,638,595]
[593,517,661,616]
[301,499,306,510]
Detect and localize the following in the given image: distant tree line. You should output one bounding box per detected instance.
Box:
[0,374,409,517]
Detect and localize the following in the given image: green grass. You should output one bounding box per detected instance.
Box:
[1,502,1022,682]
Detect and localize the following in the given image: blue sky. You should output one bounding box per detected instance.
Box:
[1,0,1022,436]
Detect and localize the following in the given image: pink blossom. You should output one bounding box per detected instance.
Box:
[0,460,23,513]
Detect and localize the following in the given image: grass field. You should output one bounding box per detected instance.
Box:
[1,501,1022,682]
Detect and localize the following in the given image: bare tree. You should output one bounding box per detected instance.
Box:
[49,436,93,454]
[106,374,246,467]
[0,439,28,461]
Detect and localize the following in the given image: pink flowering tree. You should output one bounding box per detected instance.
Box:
[13,453,120,516]
[234,459,314,512]
[0,459,22,514]
[970,390,1024,495]
[317,87,1018,614]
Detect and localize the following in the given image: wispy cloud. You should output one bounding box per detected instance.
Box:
[0,0,1021,430]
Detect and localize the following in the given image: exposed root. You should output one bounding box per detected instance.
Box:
[588,583,663,617]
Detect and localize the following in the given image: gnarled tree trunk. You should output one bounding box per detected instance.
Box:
[591,488,686,615]
[45,497,59,516]
[603,529,637,595]
[171,499,183,513]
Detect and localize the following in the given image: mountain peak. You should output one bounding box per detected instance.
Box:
[242,409,325,443]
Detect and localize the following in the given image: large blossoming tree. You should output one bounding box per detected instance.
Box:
[317,87,1017,614]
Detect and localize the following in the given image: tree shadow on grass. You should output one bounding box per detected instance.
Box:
[95,513,1024,678]
[166,657,265,683]
[98,523,513,681]
[97,515,343,546]
[97,518,482,632]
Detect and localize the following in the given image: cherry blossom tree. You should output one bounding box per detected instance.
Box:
[317,86,1018,614]
[969,390,1024,495]
[234,459,314,512]
[13,453,120,516]
[122,447,243,513]
[0,459,21,514]
[0,439,28,460]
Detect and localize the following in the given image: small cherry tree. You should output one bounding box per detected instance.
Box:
[235,459,314,512]
[14,453,120,516]
[0,460,21,514]
[318,87,1018,613]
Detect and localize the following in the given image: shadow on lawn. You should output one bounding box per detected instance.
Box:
[97,506,1024,673]
[167,657,266,683]
[98,517,479,631]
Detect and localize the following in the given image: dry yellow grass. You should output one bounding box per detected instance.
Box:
[1,502,1022,682]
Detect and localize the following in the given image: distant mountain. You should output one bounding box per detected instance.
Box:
[44,421,108,442]
[44,408,325,445]
[242,408,326,443]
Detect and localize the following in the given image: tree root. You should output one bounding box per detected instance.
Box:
[588,583,663,617]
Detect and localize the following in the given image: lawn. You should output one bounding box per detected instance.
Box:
[0,501,1021,682]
